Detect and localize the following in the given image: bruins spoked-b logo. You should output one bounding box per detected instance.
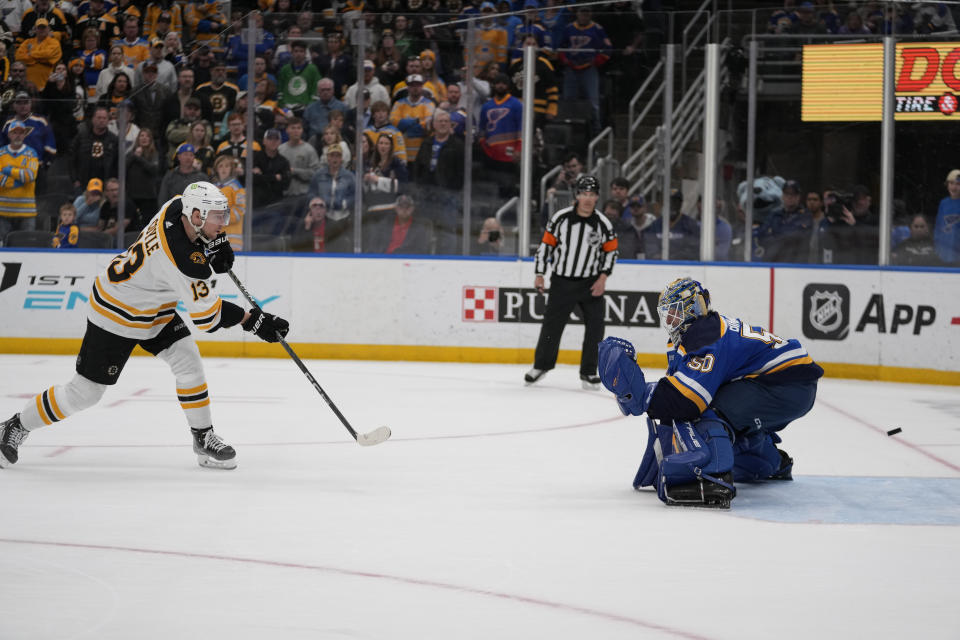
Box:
[802,283,850,340]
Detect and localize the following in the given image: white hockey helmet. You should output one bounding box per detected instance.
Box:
[181,181,230,239]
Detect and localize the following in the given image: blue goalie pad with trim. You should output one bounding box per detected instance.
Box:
[633,412,736,505]
[633,417,673,489]
[732,431,790,482]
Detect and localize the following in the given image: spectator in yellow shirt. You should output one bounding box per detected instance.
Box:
[15,18,62,90]
[389,74,435,161]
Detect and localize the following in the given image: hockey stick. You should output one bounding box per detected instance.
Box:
[226,269,391,446]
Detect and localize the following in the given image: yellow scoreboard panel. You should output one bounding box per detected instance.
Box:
[802,42,960,121]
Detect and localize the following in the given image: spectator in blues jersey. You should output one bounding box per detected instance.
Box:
[0,92,57,166]
[478,73,523,197]
[598,277,823,508]
[227,11,277,79]
[557,6,611,135]
[52,202,79,248]
[513,0,553,54]
[935,169,960,264]
[0,119,40,240]
[389,74,436,161]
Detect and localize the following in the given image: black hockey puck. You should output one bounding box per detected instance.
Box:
[887,428,902,436]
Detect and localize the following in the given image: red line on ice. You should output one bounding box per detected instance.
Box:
[819,399,960,473]
[0,537,714,640]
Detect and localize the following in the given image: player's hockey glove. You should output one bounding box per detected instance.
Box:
[598,337,655,416]
[205,233,235,274]
[242,308,290,343]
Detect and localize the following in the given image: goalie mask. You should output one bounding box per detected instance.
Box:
[181,181,230,242]
[658,277,710,344]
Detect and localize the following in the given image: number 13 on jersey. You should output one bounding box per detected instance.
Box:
[191,281,210,301]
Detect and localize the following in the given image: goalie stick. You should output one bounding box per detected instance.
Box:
[227,270,391,447]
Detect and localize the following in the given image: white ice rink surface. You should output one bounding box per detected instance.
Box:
[2,354,959,640]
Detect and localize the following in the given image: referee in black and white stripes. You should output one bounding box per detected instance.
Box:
[525,175,619,389]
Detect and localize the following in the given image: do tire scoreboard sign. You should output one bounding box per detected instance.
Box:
[802,42,960,121]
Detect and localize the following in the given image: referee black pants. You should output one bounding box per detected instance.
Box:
[533,275,605,375]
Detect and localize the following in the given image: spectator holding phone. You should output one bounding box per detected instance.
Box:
[475,216,504,255]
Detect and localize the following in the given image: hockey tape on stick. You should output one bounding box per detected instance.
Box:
[227,270,391,447]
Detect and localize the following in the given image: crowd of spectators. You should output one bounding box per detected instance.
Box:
[612,174,959,267]
[768,1,960,36]
[0,0,656,253]
[0,0,955,268]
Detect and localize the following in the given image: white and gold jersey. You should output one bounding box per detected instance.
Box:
[87,196,245,341]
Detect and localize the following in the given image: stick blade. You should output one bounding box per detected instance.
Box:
[357,426,391,446]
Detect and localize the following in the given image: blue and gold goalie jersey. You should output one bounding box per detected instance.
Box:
[87,196,245,341]
[647,312,824,422]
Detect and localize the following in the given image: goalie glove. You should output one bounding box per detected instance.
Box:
[598,337,655,416]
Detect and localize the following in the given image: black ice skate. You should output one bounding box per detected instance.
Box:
[768,449,794,481]
[664,472,736,509]
[191,427,237,470]
[524,368,547,385]
[0,414,29,468]
[580,373,601,390]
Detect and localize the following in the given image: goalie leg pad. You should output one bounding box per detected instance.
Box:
[633,417,673,489]
[732,431,792,482]
[656,414,736,506]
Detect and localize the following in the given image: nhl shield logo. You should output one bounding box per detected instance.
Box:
[802,283,850,340]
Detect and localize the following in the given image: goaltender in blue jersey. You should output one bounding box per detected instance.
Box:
[598,277,823,508]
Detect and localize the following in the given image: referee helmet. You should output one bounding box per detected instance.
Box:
[574,175,600,196]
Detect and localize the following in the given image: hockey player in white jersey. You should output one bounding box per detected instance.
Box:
[0,182,289,470]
